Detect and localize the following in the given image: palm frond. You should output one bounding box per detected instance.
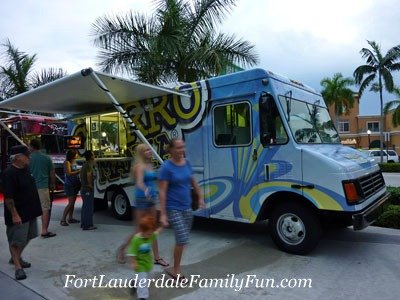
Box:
[384,100,400,113]
[392,107,400,127]
[357,73,375,98]
[381,68,394,92]
[189,0,236,38]
[30,68,67,88]
[353,65,375,84]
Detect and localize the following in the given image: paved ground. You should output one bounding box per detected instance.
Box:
[383,172,400,187]
[1,196,400,300]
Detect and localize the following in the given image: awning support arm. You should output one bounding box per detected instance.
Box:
[81,68,164,164]
[0,120,27,146]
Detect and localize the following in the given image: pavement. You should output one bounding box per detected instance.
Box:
[1,196,400,300]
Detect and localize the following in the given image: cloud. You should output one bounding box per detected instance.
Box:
[0,0,399,115]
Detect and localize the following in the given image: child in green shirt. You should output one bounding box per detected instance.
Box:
[127,214,163,300]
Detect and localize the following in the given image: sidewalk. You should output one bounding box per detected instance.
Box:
[0,271,45,300]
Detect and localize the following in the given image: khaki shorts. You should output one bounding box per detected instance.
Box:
[38,188,51,210]
[6,219,38,247]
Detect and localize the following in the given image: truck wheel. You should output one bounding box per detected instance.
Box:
[111,190,131,220]
[269,202,321,255]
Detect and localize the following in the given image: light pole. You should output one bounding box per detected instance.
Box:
[367,129,371,149]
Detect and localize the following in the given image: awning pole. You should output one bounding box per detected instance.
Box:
[82,68,164,164]
[0,120,27,146]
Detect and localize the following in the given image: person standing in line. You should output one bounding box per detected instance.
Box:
[60,149,80,226]
[117,144,168,267]
[3,145,42,280]
[80,150,97,230]
[127,214,163,300]
[29,139,56,238]
[159,139,204,281]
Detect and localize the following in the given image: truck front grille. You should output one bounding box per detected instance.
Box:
[357,171,385,199]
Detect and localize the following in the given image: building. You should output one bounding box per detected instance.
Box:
[328,94,399,154]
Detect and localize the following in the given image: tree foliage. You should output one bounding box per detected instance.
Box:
[0,39,67,101]
[320,73,355,128]
[91,0,259,84]
[353,40,400,162]
[383,86,400,127]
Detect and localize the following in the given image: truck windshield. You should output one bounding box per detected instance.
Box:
[279,96,340,144]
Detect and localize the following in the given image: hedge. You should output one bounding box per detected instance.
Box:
[374,187,400,229]
[374,205,400,229]
[378,163,400,172]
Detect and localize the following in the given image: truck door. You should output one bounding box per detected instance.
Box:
[207,98,256,220]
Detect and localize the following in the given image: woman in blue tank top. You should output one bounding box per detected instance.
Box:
[116,144,168,267]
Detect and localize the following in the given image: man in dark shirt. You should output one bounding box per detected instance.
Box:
[3,145,42,280]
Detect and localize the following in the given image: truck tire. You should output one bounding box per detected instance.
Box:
[269,202,321,255]
[111,190,131,220]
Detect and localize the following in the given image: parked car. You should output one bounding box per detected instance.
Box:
[362,149,400,163]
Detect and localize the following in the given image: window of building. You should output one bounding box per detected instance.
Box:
[367,121,379,132]
[338,121,350,133]
[213,102,252,146]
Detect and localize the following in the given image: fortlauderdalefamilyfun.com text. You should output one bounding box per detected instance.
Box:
[64,274,313,292]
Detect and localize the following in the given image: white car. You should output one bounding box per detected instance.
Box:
[363,149,399,163]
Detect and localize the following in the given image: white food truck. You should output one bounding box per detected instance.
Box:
[0,68,389,254]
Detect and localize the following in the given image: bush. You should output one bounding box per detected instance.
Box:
[379,163,400,172]
[387,187,400,205]
[374,205,400,229]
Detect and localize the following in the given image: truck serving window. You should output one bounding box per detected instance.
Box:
[213,102,252,146]
[80,112,127,157]
[279,96,340,144]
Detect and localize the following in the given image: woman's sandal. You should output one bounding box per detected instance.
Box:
[154,258,169,267]
[60,221,69,226]
[68,218,80,224]
[165,269,187,284]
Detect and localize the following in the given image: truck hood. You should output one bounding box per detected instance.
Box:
[300,144,377,174]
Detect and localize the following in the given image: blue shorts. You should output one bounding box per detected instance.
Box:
[134,196,159,209]
[167,209,193,245]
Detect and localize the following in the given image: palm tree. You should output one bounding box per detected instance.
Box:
[91,0,259,84]
[353,40,400,163]
[0,39,36,99]
[320,73,355,129]
[30,68,67,88]
[0,39,66,101]
[383,86,400,127]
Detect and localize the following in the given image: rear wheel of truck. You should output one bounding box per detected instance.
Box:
[111,190,131,220]
[269,202,321,255]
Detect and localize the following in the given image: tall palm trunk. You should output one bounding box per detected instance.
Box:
[335,104,339,130]
[379,75,384,163]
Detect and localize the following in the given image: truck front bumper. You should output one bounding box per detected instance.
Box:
[352,191,390,230]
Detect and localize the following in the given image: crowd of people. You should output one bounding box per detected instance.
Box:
[2,141,98,280]
[2,138,204,300]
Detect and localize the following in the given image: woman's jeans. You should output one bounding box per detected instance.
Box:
[80,187,94,228]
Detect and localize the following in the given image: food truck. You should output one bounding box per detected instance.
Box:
[0,114,67,192]
[0,68,389,254]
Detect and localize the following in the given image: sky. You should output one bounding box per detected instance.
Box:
[1,0,399,115]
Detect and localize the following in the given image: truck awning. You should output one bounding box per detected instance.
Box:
[0,69,186,115]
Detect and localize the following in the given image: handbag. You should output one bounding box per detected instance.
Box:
[191,188,199,210]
